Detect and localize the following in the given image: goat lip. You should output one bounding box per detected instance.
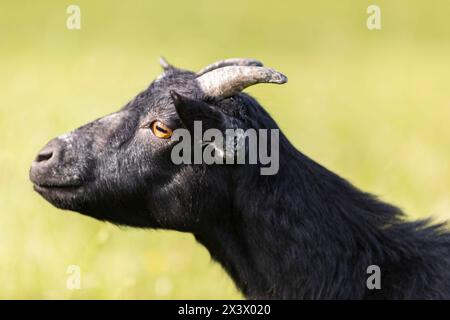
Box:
[33,183,82,192]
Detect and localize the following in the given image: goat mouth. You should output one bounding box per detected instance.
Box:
[33,183,82,193]
[33,182,87,211]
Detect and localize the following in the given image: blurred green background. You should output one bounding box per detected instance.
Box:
[1,0,449,299]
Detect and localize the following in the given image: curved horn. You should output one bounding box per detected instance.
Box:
[196,58,263,76]
[196,66,288,99]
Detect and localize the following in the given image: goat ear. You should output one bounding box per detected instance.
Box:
[170,90,226,131]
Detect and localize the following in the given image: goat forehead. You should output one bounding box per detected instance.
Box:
[57,71,195,145]
[150,70,199,94]
[90,112,132,144]
[97,112,124,126]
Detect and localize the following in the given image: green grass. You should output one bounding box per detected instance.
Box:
[1,0,450,299]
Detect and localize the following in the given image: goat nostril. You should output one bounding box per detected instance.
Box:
[36,150,54,163]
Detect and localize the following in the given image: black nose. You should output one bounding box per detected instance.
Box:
[36,148,54,163]
[34,139,62,166]
[30,139,63,184]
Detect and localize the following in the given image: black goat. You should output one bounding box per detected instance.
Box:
[30,58,450,299]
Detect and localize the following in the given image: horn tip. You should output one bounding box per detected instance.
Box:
[159,56,171,70]
[271,72,288,84]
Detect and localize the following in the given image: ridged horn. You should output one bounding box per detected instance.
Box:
[196,58,263,76]
[196,66,288,99]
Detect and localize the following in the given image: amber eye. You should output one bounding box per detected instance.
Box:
[150,120,173,139]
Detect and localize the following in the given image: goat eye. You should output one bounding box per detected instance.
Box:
[150,120,173,139]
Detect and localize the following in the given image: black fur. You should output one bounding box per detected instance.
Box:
[30,63,450,299]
